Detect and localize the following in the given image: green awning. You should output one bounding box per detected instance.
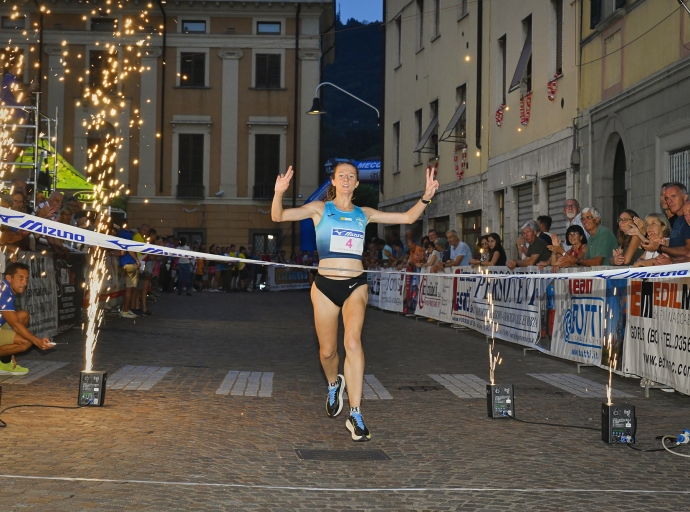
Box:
[16,139,94,190]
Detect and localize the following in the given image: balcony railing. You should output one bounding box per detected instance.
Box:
[176,183,205,199]
[253,184,274,200]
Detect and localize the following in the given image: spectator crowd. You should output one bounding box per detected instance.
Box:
[359,181,690,275]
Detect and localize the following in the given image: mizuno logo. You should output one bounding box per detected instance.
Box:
[19,219,86,242]
[0,213,26,224]
[332,229,364,238]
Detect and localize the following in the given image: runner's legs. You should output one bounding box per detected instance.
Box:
[311,283,340,384]
[340,285,368,409]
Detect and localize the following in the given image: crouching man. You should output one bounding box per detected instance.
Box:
[0,262,54,375]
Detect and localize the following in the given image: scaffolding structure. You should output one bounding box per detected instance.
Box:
[1,92,59,209]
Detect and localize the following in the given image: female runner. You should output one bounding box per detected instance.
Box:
[272,162,438,441]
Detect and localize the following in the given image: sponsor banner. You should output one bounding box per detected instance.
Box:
[549,270,605,365]
[603,279,628,371]
[623,278,690,395]
[267,266,311,291]
[403,270,420,315]
[15,251,58,338]
[379,269,405,313]
[472,267,543,347]
[55,252,87,334]
[416,273,446,320]
[367,270,381,307]
[450,267,477,329]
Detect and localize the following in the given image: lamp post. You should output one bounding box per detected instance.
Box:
[307,82,380,125]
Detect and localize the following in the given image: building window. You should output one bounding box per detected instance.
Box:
[433,0,441,39]
[509,16,532,94]
[392,122,401,174]
[669,147,690,192]
[458,0,469,20]
[416,0,424,52]
[430,100,439,157]
[430,216,449,235]
[181,20,206,33]
[89,50,117,94]
[2,16,25,29]
[395,16,402,66]
[254,134,281,199]
[255,53,281,88]
[456,85,467,140]
[257,21,281,34]
[180,52,206,87]
[498,36,507,105]
[177,133,205,198]
[91,18,118,32]
[553,0,563,76]
[460,211,482,252]
[414,109,423,165]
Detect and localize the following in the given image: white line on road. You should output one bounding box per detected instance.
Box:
[0,474,688,494]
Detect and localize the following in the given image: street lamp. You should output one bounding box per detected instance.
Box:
[307,82,380,125]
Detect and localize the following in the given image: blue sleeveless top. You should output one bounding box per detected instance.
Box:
[315,202,368,260]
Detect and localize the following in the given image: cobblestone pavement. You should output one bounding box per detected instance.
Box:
[1,290,689,511]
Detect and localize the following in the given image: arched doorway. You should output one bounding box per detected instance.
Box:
[612,139,627,227]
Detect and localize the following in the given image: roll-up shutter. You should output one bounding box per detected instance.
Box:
[516,184,533,229]
[548,173,567,238]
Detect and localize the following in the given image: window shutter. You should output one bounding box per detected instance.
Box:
[267,54,281,88]
[193,54,205,86]
[590,0,602,29]
[255,134,280,185]
[555,0,563,74]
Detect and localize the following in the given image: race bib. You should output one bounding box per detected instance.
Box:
[330,228,364,256]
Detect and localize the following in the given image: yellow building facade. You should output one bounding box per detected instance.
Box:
[0,0,334,254]
[578,0,690,228]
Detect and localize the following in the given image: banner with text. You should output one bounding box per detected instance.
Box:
[623,278,690,395]
[379,269,405,313]
[16,251,58,338]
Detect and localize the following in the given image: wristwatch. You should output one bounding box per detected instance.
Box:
[421,197,432,205]
[576,258,582,266]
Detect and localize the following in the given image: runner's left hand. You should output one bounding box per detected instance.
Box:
[422,166,439,201]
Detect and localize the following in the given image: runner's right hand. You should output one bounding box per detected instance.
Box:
[275,166,293,195]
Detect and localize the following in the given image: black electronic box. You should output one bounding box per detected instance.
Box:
[601,403,636,444]
[79,371,107,406]
[487,384,515,418]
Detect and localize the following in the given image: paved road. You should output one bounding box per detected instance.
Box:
[1,290,689,510]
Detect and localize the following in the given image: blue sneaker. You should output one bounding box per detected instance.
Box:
[326,374,345,418]
[346,411,371,442]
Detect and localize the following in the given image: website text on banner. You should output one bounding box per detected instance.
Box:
[3,206,690,280]
[624,278,690,395]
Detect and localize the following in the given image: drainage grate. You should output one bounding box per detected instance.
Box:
[295,449,391,461]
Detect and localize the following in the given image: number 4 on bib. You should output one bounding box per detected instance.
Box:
[330,228,364,256]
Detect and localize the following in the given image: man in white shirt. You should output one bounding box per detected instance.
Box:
[551,198,587,254]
